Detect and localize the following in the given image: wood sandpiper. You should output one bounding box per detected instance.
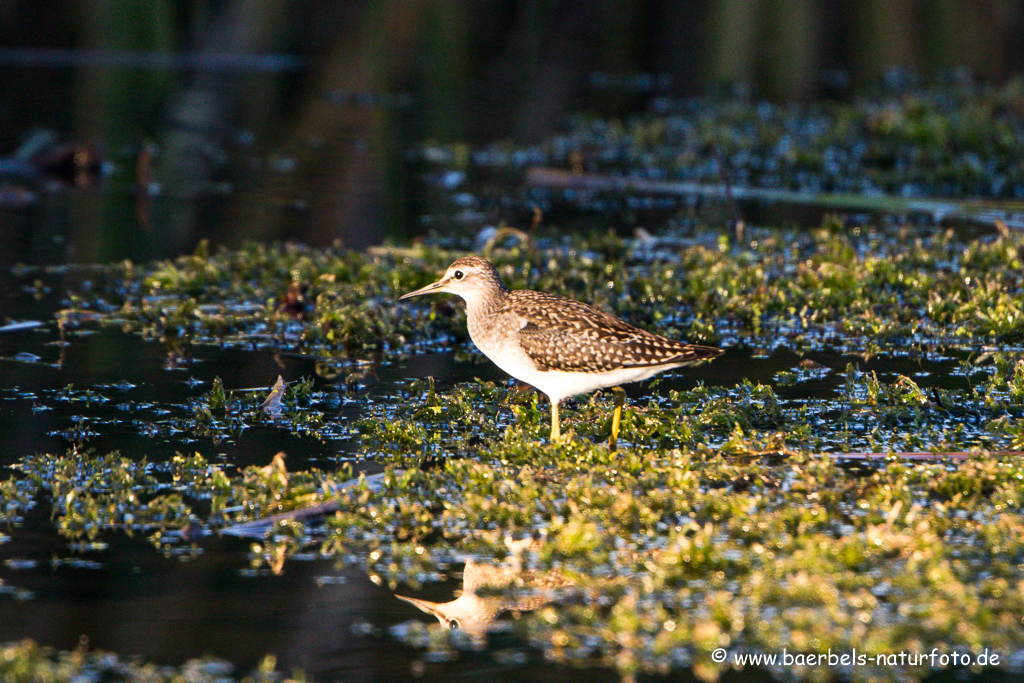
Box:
[400,256,722,447]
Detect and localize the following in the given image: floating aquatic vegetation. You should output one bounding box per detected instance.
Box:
[0,477,34,526]
[0,372,356,456]
[227,427,1024,683]
[52,219,1024,365]
[10,224,1024,682]
[445,80,1024,204]
[7,83,1024,683]
[0,639,291,683]
[12,451,195,541]
[2,381,1023,683]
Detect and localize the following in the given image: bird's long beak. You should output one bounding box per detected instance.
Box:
[394,593,442,616]
[399,278,447,300]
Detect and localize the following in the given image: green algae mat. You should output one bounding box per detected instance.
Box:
[4,221,1024,682]
[5,82,1024,682]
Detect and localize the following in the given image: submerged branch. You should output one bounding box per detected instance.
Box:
[526,167,1024,230]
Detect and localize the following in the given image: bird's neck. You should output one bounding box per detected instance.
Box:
[464,286,508,320]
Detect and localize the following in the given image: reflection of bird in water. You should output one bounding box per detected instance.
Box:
[395,539,568,639]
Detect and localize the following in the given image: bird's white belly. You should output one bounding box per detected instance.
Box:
[478,342,679,404]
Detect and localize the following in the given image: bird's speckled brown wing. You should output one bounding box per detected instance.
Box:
[503,290,721,372]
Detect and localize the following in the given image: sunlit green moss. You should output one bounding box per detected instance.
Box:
[0,639,295,683]
[10,82,1024,683]
[2,428,1023,683]
[58,219,1024,360]
[5,359,1022,682]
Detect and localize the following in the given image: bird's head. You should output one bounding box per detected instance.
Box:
[399,256,507,307]
[394,591,501,638]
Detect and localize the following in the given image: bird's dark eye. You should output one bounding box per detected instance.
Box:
[453,270,464,280]
[447,619,460,630]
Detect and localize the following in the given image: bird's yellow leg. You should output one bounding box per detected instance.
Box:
[609,387,626,452]
[550,400,561,442]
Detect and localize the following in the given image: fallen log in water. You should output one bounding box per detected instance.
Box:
[525,167,1024,230]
